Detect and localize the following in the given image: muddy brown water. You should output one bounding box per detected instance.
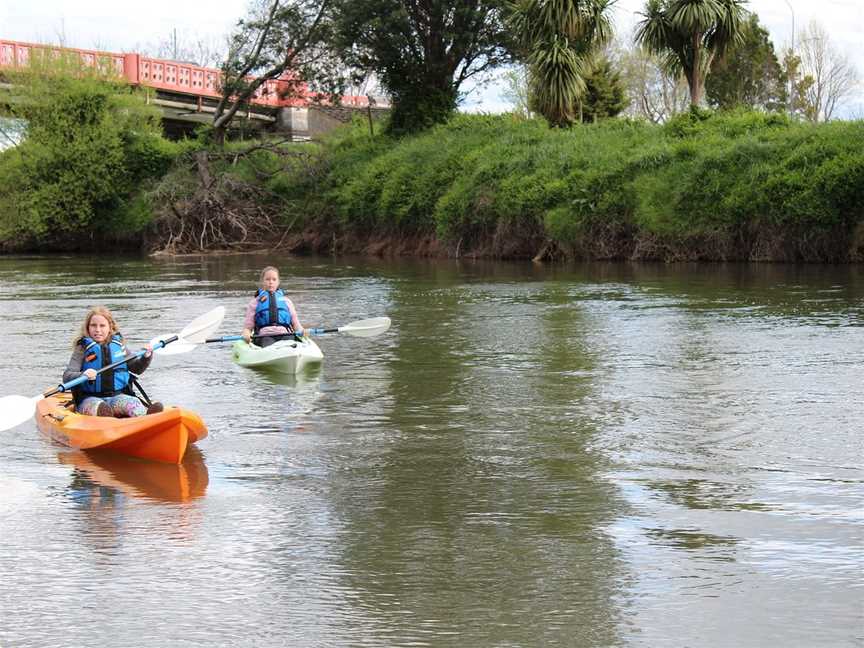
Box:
[0,254,861,647]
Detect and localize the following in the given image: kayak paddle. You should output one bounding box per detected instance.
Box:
[204,316,392,344]
[0,305,225,432]
[308,317,391,338]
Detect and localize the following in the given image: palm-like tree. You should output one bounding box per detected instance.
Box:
[510,0,615,127]
[634,0,747,107]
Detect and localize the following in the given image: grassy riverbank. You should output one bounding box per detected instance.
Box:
[277,110,863,262]
[3,104,863,262]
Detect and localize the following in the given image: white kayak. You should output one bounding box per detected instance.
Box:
[232,337,324,374]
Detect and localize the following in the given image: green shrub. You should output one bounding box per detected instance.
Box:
[0,65,184,246]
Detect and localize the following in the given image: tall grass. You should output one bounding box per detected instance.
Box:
[304,110,863,257]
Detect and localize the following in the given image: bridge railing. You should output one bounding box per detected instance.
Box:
[1,39,126,77]
[127,53,309,107]
[1,39,377,108]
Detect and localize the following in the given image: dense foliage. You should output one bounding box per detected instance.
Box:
[0,67,185,248]
[581,58,628,122]
[705,13,787,111]
[2,59,860,262]
[334,0,512,133]
[284,110,863,260]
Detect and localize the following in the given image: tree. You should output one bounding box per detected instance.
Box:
[705,13,787,111]
[634,0,747,107]
[0,53,175,245]
[334,0,512,133]
[614,38,690,123]
[499,65,533,118]
[581,57,628,121]
[795,21,859,122]
[781,48,812,121]
[510,0,614,128]
[214,0,344,144]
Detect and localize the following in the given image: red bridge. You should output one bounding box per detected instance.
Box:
[0,38,383,138]
[0,38,371,107]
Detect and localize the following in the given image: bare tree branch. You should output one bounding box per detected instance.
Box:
[213,0,344,143]
[797,21,859,122]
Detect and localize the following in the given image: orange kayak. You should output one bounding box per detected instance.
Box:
[36,393,207,464]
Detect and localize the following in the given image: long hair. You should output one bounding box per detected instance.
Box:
[73,306,120,347]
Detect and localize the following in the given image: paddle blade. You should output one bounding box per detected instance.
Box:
[150,306,225,355]
[150,336,197,356]
[179,306,226,343]
[340,317,391,338]
[0,394,43,432]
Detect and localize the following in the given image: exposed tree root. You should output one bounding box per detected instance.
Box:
[148,150,289,255]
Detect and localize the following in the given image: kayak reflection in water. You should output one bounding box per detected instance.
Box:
[242,266,306,348]
[62,448,209,549]
[59,447,209,504]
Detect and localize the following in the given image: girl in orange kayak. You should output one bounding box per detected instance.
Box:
[63,306,163,417]
[241,266,306,348]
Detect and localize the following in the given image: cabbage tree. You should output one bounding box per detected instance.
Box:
[634,0,747,106]
[510,0,615,127]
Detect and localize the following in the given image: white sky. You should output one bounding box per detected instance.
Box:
[2,0,862,117]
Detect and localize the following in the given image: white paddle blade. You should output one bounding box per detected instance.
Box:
[150,306,225,355]
[149,336,197,356]
[179,306,226,344]
[340,317,391,338]
[0,394,43,432]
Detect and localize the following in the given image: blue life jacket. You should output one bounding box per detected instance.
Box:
[254,289,292,332]
[79,334,130,396]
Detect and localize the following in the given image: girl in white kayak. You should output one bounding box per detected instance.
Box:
[241,266,306,348]
[63,306,163,417]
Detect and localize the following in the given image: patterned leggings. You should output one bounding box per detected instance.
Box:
[79,394,147,418]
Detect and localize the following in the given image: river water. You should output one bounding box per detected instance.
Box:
[0,254,861,647]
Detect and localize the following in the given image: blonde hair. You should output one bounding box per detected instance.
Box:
[259,266,280,285]
[74,306,120,347]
